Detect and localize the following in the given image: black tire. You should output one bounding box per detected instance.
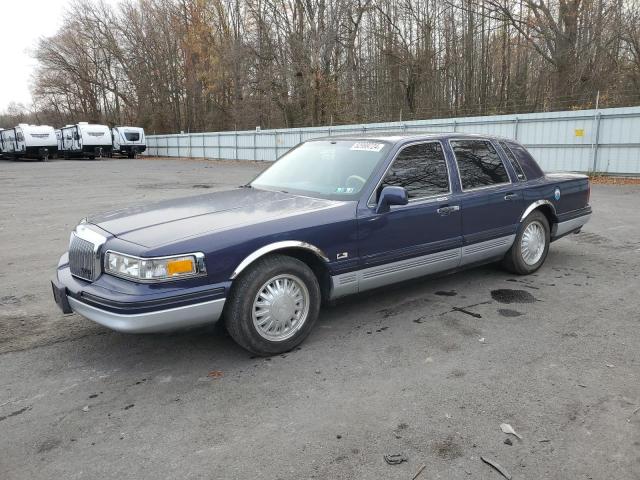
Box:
[502,210,550,275]
[225,254,321,356]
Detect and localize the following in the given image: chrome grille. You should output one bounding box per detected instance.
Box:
[69,234,97,281]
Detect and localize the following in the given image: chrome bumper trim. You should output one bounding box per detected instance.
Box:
[554,214,591,237]
[68,297,225,333]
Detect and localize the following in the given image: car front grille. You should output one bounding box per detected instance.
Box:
[69,234,98,281]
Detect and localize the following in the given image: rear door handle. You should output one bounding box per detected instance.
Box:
[437,205,460,216]
[504,193,518,201]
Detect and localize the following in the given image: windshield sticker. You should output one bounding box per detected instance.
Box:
[350,142,385,152]
[335,187,355,194]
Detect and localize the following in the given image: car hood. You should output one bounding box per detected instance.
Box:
[88,188,345,248]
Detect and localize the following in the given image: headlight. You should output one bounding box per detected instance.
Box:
[104,251,206,282]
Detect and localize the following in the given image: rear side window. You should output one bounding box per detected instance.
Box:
[499,141,526,180]
[504,141,545,179]
[381,142,449,200]
[450,140,510,190]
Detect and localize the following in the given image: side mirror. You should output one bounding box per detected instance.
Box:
[376,186,408,214]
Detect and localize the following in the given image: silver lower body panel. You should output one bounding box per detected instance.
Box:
[460,234,515,266]
[554,214,591,238]
[68,297,225,333]
[330,234,516,300]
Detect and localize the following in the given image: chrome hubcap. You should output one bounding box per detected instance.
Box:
[252,274,310,342]
[521,220,546,265]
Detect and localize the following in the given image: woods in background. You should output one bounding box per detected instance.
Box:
[3,0,640,133]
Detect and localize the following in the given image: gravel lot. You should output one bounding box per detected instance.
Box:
[1,156,639,479]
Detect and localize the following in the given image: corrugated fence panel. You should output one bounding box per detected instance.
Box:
[145,106,640,174]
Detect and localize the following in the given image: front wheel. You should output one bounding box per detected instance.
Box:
[224,254,321,356]
[502,210,550,275]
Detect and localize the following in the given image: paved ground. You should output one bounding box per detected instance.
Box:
[1,156,639,480]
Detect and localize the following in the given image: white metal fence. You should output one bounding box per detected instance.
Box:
[146,106,640,174]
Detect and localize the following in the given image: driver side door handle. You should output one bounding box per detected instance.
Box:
[504,193,518,201]
[437,205,460,216]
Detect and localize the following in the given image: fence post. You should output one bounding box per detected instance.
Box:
[274,131,278,160]
[202,133,205,159]
[514,117,519,140]
[217,133,221,159]
[188,131,192,158]
[253,131,256,161]
[235,131,238,160]
[591,112,602,172]
[453,120,457,132]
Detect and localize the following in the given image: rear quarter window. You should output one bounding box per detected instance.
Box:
[504,141,545,179]
[498,141,526,181]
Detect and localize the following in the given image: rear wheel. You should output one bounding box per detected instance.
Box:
[225,254,321,356]
[502,210,550,275]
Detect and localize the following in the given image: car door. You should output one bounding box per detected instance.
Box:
[448,139,524,266]
[74,126,82,151]
[16,128,25,152]
[355,141,463,292]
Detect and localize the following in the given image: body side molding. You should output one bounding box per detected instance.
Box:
[520,200,556,222]
[329,234,517,300]
[231,241,330,279]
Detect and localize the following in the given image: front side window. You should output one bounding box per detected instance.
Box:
[450,140,510,190]
[251,140,391,200]
[499,141,526,180]
[125,132,140,141]
[379,142,449,200]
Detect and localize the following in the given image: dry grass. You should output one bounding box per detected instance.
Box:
[589,175,640,185]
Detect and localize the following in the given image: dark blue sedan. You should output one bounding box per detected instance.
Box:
[52,133,592,355]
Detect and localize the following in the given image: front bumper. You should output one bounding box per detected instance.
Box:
[52,257,227,333]
[66,295,225,333]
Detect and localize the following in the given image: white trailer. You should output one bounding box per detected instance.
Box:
[58,122,112,159]
[111,126,146,158]
[0,124,57,161]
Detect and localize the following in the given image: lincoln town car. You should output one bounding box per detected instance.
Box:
[52,133,592,355]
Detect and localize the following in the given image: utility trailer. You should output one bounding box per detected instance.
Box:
[0,124,57,161]
[111,126,146,158]
[58,122,112,159]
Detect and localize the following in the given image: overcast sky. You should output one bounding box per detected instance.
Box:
[0,0,119,112]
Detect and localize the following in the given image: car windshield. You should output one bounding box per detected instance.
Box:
[251,140,391,199]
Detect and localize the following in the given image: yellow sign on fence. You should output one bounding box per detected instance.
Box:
[575,129,585,137]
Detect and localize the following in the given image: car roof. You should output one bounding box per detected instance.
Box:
[309,131,508,144]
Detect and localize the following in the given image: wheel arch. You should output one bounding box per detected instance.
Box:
[521,200,557,230]
[230,241,332,301]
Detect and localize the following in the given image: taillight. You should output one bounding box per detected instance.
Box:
[587,180,591,204]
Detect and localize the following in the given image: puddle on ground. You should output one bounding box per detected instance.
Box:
[490,289,537,304]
